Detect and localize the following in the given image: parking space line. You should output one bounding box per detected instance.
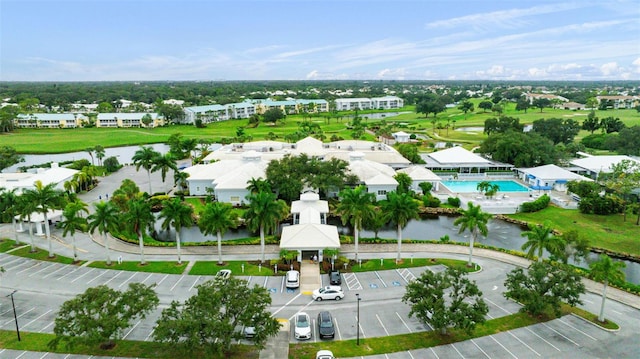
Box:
[489,335,518,358]
[451,343,466,358]
[28,263,56,277]
[42,264,68,279]
[16,263,40,275]
[145,327,156,341]
[484,297,513,314]
[375,314,390,336]
[86,269,109,284]
[408,350,415,359]
[470,339,491,358]
[334,318,342,340]
[170,275,185,291]
[507,331,541,356]
[343,273,362,290]
[263,277,268,288]
[102,270,124,286]
[140,273,153,284]
[118,272,138,288]
[15,351,26,359]
[430,347,440,359]
[39,322,54,333]
[56,266,81,281]
[3,307,36,326]
[396,268,415,283]
[156,274,170,286]
[558,318,597,341]
[188,276,201,291]
[525,327,561,351]
[20,309,52,330]
[396,312,412,333]
[374,271,388,288]
[123,319,142,339]
[542,322,580,346]
[70,268,95,283]
[39,352,49,359]
[355,315,366,339]
[2,257,26,268]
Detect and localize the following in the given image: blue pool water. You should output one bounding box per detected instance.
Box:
[441,180,530,193]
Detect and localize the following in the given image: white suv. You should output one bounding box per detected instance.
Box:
[294,312,311,340]
[312,286,344,301]
[286,270,300,289]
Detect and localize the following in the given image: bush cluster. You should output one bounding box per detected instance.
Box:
[520,194,550,212]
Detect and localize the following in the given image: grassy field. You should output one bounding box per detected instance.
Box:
[508,206,640,256]
[88,260,188,274]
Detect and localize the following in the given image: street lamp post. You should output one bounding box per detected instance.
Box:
[6,290,20,341]
[356,293,361,345]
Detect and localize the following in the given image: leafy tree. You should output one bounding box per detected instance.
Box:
[520,222,565,262]
[0,188,21,244]
[0,106,19,133]
[245,191,288,263]
[335,185,375,261]
[123,198,154,265]
[600,116,625,134]
[151,152,178,187]
[263,107,285,124]
[396,143,425,164]
[418,181,433,194]
[403,267,488,335]
[589,254,626,322]
[504,261,585,317]
[132,146,161,194]
[416,93,446,118]
[103,156,121,173]
[582,110,600,134]
[483,116,523,135]
[559,230,590,264]
[49,283,158,350]
[479,131,558,167]
[154,278,279,356]
[88,201,120,265]
[476,100,492,112]
[159,197,194,264]
[156,103,185,123]
[23,180,66,257]
[606,159,640,222]
[141,113,153,127]
[17,194,39,251]
[60,200,88,261]
[515,98,530,113]
[0,146,23,171]
[246,177,271,194]
[532,98,551,112]
[454,202,491,266]
[363,207,387,239]
[532,117,581,144]
[198,201,238,265]
[381,191,420,261]
[96,101,114,113]
[393,173,413,194]
[605,126,640,156]
[457,100,474,118]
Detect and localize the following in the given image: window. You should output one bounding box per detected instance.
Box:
[230,196,240,202]
[377,190,387,195]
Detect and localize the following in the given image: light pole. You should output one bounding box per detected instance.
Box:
[6,290,20,341]
[356,293,361,345]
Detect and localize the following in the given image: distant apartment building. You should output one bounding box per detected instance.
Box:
[335,96,404,111]
[96,113,164,128]
[524,93,569,104]
[595,95,640,109]
[15,113,85,128]
[183,99,329,124]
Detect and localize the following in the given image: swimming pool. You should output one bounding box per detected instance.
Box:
[441,180,530,193]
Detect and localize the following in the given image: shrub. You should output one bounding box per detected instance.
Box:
[447,197,461,207]
[520,194,550,213]
[422,195,441,208]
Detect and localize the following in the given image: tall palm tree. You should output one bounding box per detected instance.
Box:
[199,201,238,264]
[454,202,491,266]
[23,180,66,258]
[60,200,88,261]
[123,198,154,265]
[520,222,565,262]
[88,201,120,265]
[590,254,626,322]
[0,188,21,244]
[151,152,178,189]
[381,191,420,261]
[245,191,289,263]
[132,146,160,194]
[17,195,38,251]
[246,177,271,194]
[159,197,194,264]
[335,185,375,261]
[94,145,105,166]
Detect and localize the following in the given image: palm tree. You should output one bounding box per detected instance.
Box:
[454,202,491,266]
[0,188,21,244]
[132,146,160,194]
[246,177,271,194]
[60,200,88,261]
[335,185,375,261]
[245,191,289,263]
[198,201,238,264]
[151,152,178,189]
[123,198,154,265]
[23,180,66,258]
[381,191,420,261]
[159,197,194,264]
[520,222,565,262]
[16,195,38,252]
[94,145,105,166]
[173,171,190,191]
[590,254,626,322]
[87,201,120,265]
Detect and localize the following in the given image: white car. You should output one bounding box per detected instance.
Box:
[286,270,300,289]
[294,312,311,340]
[312,286,344,301]
[215,269,231,281]
[316,350,335,359]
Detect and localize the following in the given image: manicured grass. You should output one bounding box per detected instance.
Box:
[88,260,188,274]
[508,206,640,257]
[189,260,280,276]
[350,257,477,273]
[0,239,20,253]
[568,305,620,330]
[9,246,83,265]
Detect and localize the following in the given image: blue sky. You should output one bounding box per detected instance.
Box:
[1,0,639,81]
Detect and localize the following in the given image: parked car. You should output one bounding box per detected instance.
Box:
[215,269,231,281]
[316,350,335,359]
[312,286,344,301]
[294,312,311,340]
[243,325,256,339]
[317,311,335,339]
[286,270,300,289]
[329,270,341,285]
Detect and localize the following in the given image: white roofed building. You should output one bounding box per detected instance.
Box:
[0,163,78,192]
[346,152,398,201]
[421,146,513,175]
[396,165,442,192]
[516,164,592,191]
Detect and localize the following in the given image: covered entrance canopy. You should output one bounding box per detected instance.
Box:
[280,224,340,250]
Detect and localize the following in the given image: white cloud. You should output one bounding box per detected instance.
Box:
[600,62,619,76]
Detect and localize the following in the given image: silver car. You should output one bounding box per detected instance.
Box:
[312,286,344,301]
[294,312,311,340]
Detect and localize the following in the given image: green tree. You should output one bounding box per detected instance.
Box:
[396,143,425,164]
[607,159,640,223]
[60,200,88,261]
[381,191,420,261]
[123,198,154,265]
[532,98,551,112]
[403,267,488,335]
[23,180,66,257]
[199,202,238,265]
[520,222,565,262]
[151,152,178,188]
[17,194,38,251]
[263,107,285,124]
[246,177,271,194]
[159,197,194,264]
[49,283,158,350]
[96,101,114,113]
[132,146,160,194]
[532,118,581,144]
[478,100,493,112]
[582,110,600,134]
[393,173,413,194]
[245,191,288,263]
[0,146,23,171]
[483,116,523,135]
[589,254,626,322]
[454,202,491,266]
[335,185,375,261]
[87,201,120,265]
[479,131,558,167]
[515,98,530,113]
[416,93,446,118]
[94,145,105,166]
[0,188,21,244]
[504,261,585,317]
[457,100,474,119]
[154,278,279,356]
[141,113,153,127]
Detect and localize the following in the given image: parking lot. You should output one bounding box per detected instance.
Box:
[0,252,638,358]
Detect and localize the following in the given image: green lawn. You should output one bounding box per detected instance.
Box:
[189,260,282,276]
[7,245,84,265]
[88,260,188,274]
[508,206,640,257]
[350,257,476,273]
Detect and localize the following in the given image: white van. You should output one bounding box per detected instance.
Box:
[286,270,300,289]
